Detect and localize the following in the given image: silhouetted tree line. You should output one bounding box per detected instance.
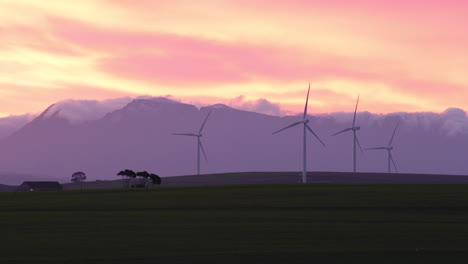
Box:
[117,169,161,188]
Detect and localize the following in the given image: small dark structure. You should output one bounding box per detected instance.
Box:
[18,181,63,192]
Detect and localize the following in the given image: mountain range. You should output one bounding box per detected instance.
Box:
[0,97,467,185]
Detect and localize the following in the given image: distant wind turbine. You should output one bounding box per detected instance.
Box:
[272,84,325,184]
[173,111,212,175]
[332,95,363,173]
[366,121,400,173]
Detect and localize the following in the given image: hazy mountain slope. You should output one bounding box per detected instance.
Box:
[0,114,36,139]
[0,98,467,183]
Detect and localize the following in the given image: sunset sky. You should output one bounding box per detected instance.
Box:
[1,0,467,117]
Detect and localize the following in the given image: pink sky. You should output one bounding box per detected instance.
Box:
[0,0,467,116]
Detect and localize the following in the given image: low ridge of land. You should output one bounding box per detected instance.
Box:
[60,171,468,190]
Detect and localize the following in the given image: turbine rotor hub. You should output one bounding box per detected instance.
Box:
[304,119,309,124]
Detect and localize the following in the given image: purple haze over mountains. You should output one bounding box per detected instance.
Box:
[0,97,467,184]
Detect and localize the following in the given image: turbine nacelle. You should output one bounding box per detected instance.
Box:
[353,126,361,131]
[303,119,309,124]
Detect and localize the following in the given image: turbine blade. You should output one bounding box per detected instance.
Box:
[272,121,302,135]
[199,110,212,134]
[388,121,400,146]
[199,141,208,162]
[355,135,363,153]
[353,94,360,126]
[365,147,387,150]
[303,84,310,119]
[390,152,398,173]
[332,128,352,136]
[306,124,326,147]
[173,133,197,137]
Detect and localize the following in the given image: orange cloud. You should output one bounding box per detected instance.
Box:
[0,0,467,116]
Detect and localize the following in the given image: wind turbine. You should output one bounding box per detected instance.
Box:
[272,84,325,184]
[332,95,363,173]
[366,121,400,173]
[173,111,212,175]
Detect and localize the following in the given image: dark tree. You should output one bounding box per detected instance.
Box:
[125,169,137,178]
[150,173,162,185]
[135,171,150,188]
[136,171,151,178]
[117,170,126,188]
[71,171,86,192]
[117,169,136,188]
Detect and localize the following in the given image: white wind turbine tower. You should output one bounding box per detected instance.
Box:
[332,95,363,173]
[272,84,326,184]
[366,121,400,173]
[173,111,212,175]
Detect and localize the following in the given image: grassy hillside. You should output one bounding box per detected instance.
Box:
[2,184,468,263]
[63,171,468,191]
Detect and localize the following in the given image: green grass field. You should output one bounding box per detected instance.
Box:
[2,184,468,263]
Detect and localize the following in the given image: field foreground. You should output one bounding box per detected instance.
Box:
[2,184,468,263]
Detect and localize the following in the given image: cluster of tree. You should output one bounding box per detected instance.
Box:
[117,169,162,187]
